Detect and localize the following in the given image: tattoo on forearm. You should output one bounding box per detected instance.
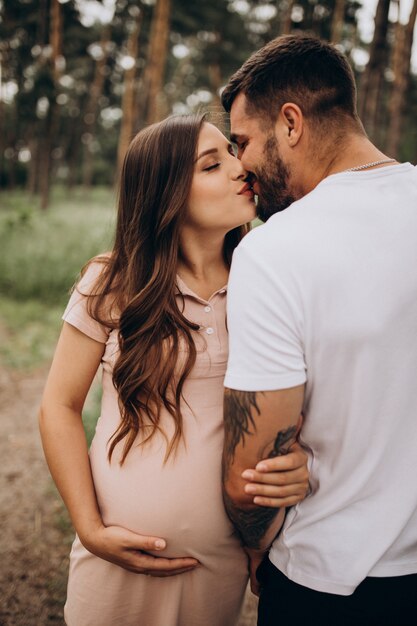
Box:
[223,424,298,548]
[222,490,279,549]
[265,425,298,459]
[223,390,261,467]
[223,388,298,549]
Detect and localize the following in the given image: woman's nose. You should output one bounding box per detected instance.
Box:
[231,160,247,181]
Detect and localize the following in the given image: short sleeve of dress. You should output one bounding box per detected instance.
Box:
[62,261,111,344]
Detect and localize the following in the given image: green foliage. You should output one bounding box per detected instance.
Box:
[0,297,62,369]
[0,186,115,371]
[0,186,115,303]
[82,383,103,447]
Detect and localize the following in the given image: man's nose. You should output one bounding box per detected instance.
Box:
[232,161,247,180]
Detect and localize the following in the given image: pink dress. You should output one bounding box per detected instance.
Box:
[62,265,248,626]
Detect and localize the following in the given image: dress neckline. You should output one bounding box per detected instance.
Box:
[175,274,227,304]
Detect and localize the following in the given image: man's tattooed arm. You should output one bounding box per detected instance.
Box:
[222,388,299,550]
[223,390,261,462]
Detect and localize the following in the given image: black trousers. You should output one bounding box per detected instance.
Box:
[257,558,417,626]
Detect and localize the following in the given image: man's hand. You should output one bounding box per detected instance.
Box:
[82,524,200,576]
[245,547,267,597]
[242,441,309,508]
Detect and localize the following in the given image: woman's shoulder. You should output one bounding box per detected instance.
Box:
[77,253,112,293]
[63,253,117,344]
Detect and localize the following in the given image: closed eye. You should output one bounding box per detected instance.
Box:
[203,162,220,172]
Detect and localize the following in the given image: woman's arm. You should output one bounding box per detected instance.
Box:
[39,322,198,576]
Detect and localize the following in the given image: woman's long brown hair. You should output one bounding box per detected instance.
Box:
[83,114,248,464]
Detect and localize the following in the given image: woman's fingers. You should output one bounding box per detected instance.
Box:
[245,480,308,507]
[97,524,166,551]
[252,494,303,508]
[255,443,307,473]
[240,440,309,508]
[241,438,310,508]
[129,552,199,576]
[90,525,199,576]
[245,481,306,498]
[242,466,308,486]
[124,531,167,552]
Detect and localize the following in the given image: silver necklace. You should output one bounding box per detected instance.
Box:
[344,158,396,172]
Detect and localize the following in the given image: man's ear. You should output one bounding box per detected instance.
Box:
[277,103,303,147]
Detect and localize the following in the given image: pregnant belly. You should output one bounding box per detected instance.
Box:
[90,436,236,560]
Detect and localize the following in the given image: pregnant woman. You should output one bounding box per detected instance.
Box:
[39,114,309,626]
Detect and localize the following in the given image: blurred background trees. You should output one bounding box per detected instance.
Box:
[0,0,416,206]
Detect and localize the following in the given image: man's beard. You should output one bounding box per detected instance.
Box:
[255,135,295,222]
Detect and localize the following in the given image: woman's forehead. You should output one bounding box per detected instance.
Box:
[198,122,229,149]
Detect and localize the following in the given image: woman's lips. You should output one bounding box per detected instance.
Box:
[238,182,255,198]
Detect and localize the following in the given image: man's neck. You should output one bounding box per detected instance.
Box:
[293,134,396,199]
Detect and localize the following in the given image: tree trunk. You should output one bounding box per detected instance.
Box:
[39,106,59,210]
[38,0,49,45]
[208,61,223,108]
[358,0,391,140]
[40,0,62,210]
[83,25,112,188]
[66,120,83,190]
[1,44,18,190]
[144,0,171,125]
[331,0,346,43]
[26,131,39,195]
[116,16,142,176]
[386,0,417,157]
[281,0,295,34]
[0,64,5,188]
[50,0,62,81]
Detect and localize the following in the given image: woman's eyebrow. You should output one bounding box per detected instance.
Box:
[195,148,218,162]
[195,142,233,162]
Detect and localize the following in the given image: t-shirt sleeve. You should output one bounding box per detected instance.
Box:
[224,239,307,391]
[62,262,111,344]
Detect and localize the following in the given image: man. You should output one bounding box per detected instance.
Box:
[221,34,417,625]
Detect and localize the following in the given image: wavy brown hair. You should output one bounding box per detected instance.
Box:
[83,114,249,463]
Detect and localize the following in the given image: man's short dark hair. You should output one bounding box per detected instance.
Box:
[222,34,360,126]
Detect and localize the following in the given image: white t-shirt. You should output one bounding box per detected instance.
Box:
[225,163,417,595]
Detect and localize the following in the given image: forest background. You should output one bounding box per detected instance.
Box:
[0,0,416,623]
[1,0,417,204]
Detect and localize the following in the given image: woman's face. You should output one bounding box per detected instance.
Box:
[186,123,256,233]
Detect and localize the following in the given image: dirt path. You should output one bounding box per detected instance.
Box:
[0,364,257,625]
[0,366,69,625]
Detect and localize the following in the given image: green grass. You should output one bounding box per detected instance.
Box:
[0,186,114,447]
[0,186,116,304]
[0,186,116,372]
[0,297,62,369]
[82,383,103,446]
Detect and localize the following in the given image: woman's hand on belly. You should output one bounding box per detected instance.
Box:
[82,524,200,576]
